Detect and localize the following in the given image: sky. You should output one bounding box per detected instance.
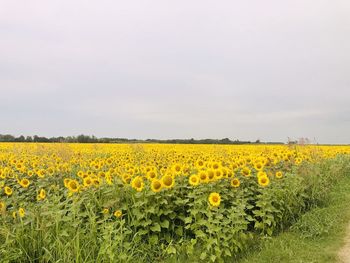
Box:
[0,1,350,144]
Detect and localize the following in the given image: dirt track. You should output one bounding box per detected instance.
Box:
[338,223,350,263]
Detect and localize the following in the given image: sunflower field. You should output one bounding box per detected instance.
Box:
[1,143,350,262]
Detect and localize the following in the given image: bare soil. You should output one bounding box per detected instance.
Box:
[338,223,350,263]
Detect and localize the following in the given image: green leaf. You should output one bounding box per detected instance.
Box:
[160,219,170,229]
[149,234,158,245]
[150,223,161,232]
[167,246,177,255]
[175,227,183,236]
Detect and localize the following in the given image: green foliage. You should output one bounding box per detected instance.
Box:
[1,156,349,262]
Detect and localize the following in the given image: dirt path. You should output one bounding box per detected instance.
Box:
[338,223,350,263]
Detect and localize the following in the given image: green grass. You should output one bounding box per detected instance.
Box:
[238,175,350,263]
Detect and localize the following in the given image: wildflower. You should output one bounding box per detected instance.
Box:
[114,210,122,218]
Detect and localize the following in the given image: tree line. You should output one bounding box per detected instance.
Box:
[0,134,283,144]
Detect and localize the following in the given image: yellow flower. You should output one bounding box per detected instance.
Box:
[258,176,270,187]
[198,171,209,183]
[275,171,283,179]
[188,175,200,186]
[83,177,93,187]
[67,179,80,192]
[207,169,215,181]
[63,178,71,187]
[161,174,175,189]
[4,186,13,196]
[131,176,144,192]
[241,167,251,177]
[195,160,205,169]
[19,178,30,188]
[151,179,162,193]
[254,162,264,171]
[172,164,182,174]
[37,169,46,178]
[0,201,6,212]
[257,171,267,178]
[114,210,122,218]
[231,178,240,188]
[208,192,221,207]
[18,208,25,218]
[211,162,220,170]
[102,208,109,214]
[147,170,157,181]
[37,189,46,201]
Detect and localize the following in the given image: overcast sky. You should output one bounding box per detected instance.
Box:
[1,1,350,143]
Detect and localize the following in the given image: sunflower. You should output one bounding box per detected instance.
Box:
[114,210,122,218]
[161,174,175,189]
[151,179,162,193]
[172,164,182,174]
[254,162,264,171]
[198,171,209,183]
[37,169,46,178]
[0,201,6,212]
[37,189,46,201]
[93,178,101,187]
[207,169,215,181]
[63,178,71,187]
[275,171,283,179]
[258,176,270,187]
[257,171,267,178]
[131,176,144,192]
[196,160,205,169]
[208,192,221,207]
[241,167,251,177]
[83,177,93,187]
[147,170,157,181]
[188,174,200,186]
[211,162,220,170]
[105,174,113,185]
[19,178,30,188]
[231,178,240,188]
[67,180,80,193]
[122,174,131,184]
[18,208,25,218]
[4,186,13,196]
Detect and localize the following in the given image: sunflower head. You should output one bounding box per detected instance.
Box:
[131,176,144,192]
[231,178,240,188]
[258,176,270,187]
[161,175,174,189]
[189,175,200,186]
[18,208,25,218]
[151,179,163,193]
[4,186,13,196]
[275,171,283,179]
[19,178,30,188]
[208,192,221,207]
[67,180,80,193]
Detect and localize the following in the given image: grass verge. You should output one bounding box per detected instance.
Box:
[237,175,350,263]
